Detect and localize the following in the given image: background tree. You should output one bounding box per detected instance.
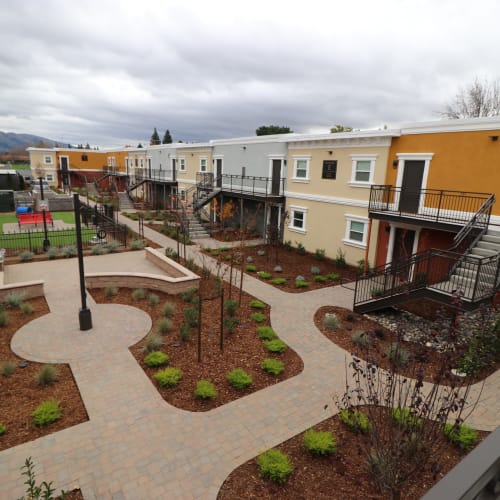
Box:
[330,124,353,133]
[85,142,91,149]
[442,77,500,118]
[256,125,293,136]
[150,127,161,145]
[137,143,143,148]
[162,129,173,144]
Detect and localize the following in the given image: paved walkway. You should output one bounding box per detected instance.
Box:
[0,214,498,499]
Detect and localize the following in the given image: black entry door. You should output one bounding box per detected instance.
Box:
[271,160,281,195]
[399,160,425,213]
[216,159,222,187]
[60,157,69,186]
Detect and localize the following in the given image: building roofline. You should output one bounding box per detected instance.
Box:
[398,116,500,135]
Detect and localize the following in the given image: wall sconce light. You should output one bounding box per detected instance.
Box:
[284,159,287,166]
[242,146,247,150]
[489,135,499,142]
[392,160,398,168]
[328,151,333,155]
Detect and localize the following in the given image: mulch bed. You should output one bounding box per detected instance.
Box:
[218,407,489,500]
[91,277,303,411]
[0,297,89,452]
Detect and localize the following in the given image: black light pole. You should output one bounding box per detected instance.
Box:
[39,177,50,251]
[73,193,93,330]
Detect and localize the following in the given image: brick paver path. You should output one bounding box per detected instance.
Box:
[0,216,498,499]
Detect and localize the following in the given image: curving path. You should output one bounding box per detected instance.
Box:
[0,218,498,499]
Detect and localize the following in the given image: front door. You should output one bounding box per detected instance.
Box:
[60,157,69,187]
[392,228,416,281]
[271,159,281,195]
[216,159,222,187]
[399,160,425,213]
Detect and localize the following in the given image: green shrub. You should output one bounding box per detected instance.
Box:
[0,423,6,435]
[371,287,384,298]
[304,428,336,456]
[91,245,106,255]
[311,266,321,275]
[339,409,371,433]
[270,278,286,285]
[387,344,410,367]
[148,294,160,307]
[326,273,340,281]
[36,364,58,386]
[19,251,34,262]
[257,271,271,279]
[257,326,278,340]
[157,318,173,334]
[163,301,176,318]
[283,240,292,251]
[62,245,77,258]
[227,368,253,389]
[0,310,8,327]
[246,264,257,272]
[351,330,371,348]
[262,358,284,375]
[335,248,346,268]
[251,312,266,323]
[105,242,118,253]
[131,288,146,301]
[20,302,33,316]
[47,247,59,259]
[264,339,287,353]
[154,367,183,387]
[144,351,169,367]
[184,307,199,327]
[444,423,479,450]
[391,407,422,428]
[1,361,15,377]
[225,299,239,317]
[179,324,191,341]
[323,313,341,329]
[131,239,145,250]
[295,242,306,255]
[104,286,119,298]
[314,248,326,261]
[194,380,218,399]
[180,288,197,303]
[273,265,283,273]
[314,275,328,283]
[5,292,26,308]
[32,400,62,426]
[257,449,293,484]
[295,281,309,288]
[250,300,266,309]
[143,333,165,353]
[224,317,240,333]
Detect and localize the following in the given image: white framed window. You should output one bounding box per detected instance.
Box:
[179,157,186,171]
[44,156,53,165]
[288,206,307,233]
[107,157,116,167]
[140,159,144,168]
[179,188,186,201]
[45,174,54,182]
[292,156,311,181]
[343,215,368,248]
[349,155,376,186]
[200,157,207,172]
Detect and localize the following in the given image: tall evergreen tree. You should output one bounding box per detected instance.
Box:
[150,127,161,145]
[137,143,143,148]
[162,129,173,144]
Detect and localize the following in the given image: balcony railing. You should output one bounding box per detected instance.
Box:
[369,185,493,227]
[134,169,175,182]
[196,173,286,197]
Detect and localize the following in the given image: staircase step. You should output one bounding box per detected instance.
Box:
[468,247,498,257]
[482,234,500,245]
[476,241,500,252]
[486,229,500,238]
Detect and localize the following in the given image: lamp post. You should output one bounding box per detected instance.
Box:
[38,177,51,251]
[73,193,92,330]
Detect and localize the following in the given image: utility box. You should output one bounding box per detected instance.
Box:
[0,190,15,212]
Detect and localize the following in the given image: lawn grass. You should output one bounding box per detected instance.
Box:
[0,212,75,233]
[0,227,95,250]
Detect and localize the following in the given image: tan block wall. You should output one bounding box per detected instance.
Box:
[0,281,45,301]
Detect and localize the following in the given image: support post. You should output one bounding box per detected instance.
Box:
[220,288,224,352]
[364,218,373,274]
[39,178,50,251]
[197,296,202,362]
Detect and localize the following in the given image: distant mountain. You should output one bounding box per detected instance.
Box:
[0,131,60,153]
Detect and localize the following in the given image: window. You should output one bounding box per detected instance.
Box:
[350,155,376,186]
[179,189,186,201]
[46,174,54,182]
[288,206,307,233]
[107,157,115,167]
[344,215,368,247]
[200,158,207,172]
[292,156,311,181]
[179,158,186,171]
[44,156,53,165]
[140,159,144,168]
[81,154,88,161]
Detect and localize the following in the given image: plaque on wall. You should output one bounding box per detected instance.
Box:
[322,160,337,179]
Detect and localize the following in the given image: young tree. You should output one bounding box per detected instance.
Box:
[162,129,173,144]
[255,125,293,136]
[442,77,500,118]
[330,124,353,133]
[150,127,161,145]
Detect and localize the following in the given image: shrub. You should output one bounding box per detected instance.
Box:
[0,310,8,327]
[154,367,183,387]
[227,368,253,389]
[224,317,240,333]
[47,247,59,259]
[257,271,271,279]
[273,265,283,273]
[257,449,293,484]
[179,324,191,341]
[314,248,326,261]
[20,302,33,316]
[251,312,266,323]
[62,245,77,258]
[5,292,26,308]
[257,326,278,340]
[104,286,119,298]
[262,358,284,375]
[304,428,336,456]
[264,339,287,353]
[271,277,286,285]
[36,364,58,386]
[257,250,265,256]
[444,423,479,450]
[371,287,384,298]
[131,239,145,250]
[246,256,254,263]
[148,294,160,307]
[295,275,305,282]
[91,245,106,255]
[387,344,410,367]
[283,240,292,251]
[323,313,341,329]
[180,288,197,303]
[32,400,62,426]
[195,380,218,399]
[143,333,165,353]
[339,409,371,433]
[1,361,15,377]
[162,301,176,318]
[246,264,257,272]
[144,351,169,367]
[335,248,346,268]
[250,300,266,309]
[184,307,199,327]
[105,242,118,253]
[326,273,340,281]
[295,242,306,255]
[295,281,309,288]
[0,423,6,435]
[131,288,146,301]
[311,266,321,275]
[351,330,371,348]
[157,318,173,334]
[19,251,34,262]
[314,275,328,283]
[391,407,422,428]
[165,247,178,260]
[225,299,238,317]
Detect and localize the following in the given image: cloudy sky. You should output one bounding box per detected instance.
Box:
[0,0,499,147]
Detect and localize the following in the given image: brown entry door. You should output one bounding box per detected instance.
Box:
[399,160,425,213]
[392,228,415,281]
[271,159,281,195]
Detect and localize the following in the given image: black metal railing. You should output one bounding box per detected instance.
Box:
[369,185,493,226]
[196,173,286,197]
[133,169,175,183]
